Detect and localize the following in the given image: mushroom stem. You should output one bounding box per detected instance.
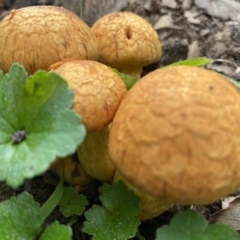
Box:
[113,171,173,221]
[77,127,116,183]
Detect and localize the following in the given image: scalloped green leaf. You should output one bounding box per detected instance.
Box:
[0,63,86,188]
[0,192,43,240]
[156,209,207,240]
[83,181,140,240]
[156,209,240,240]
[40,221,72,240]
[203,223,240,240]
[59,186,88,217]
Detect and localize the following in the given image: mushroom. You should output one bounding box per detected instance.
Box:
[91,12,162,79]
[49,154,94,193]
[109,66,240,208]
[0,6,99,74]
[50,59,127,182]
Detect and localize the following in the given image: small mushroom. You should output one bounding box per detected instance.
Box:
[49,154,94,192]
[50,59,127,182]
[0,6,99,74]
[91,12,162,79]
[109,66,240,207]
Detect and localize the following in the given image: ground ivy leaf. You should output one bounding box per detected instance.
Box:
[0,63,86,188]
[59,186,88,217]
[0,64,28,130]
[156,209,240,240]
[156,209,208,240]
[203,223,240,240]
[82,181,140,240]
[0,192,43,240]
[24,70,73,130]
[40,221,72,240]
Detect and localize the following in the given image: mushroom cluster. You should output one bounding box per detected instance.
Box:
[108,65,240,218]
[0,5,173,220]
[5,6,239,223]
[45,11,162,195]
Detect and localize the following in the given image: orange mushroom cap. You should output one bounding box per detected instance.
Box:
[92,12,161,79]
[50,59,127,132]
[0,6,99,74]
[109,66,240,205]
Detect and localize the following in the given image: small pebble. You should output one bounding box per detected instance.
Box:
[162,0,177,9]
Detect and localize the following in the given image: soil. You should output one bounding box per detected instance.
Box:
[0,0,239,239]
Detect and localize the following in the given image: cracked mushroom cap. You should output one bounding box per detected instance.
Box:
[91,12,161,79]
[109,66,240,205]
[50,60,127,132]
[0,6,99,74]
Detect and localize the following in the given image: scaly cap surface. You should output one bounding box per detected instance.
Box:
[51,60,127,132]
[92,12,161,78]
[0,6,99,73]
[109,66,240,205]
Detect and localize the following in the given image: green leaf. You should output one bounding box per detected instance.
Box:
[0,63,86,188]
[111,68,136,90]
[40,221,72,240]
[203,223,240,240]
[59,186,88,217]
[41,174,64,219]
[166,57,211,67]
[0,192,43,240]
[156,209,240,240]
[82,181,140,240]
[156,209,207,240]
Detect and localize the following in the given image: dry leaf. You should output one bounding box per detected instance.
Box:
[210,196,240,231]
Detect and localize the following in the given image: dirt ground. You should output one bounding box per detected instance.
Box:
[0,0,240,239]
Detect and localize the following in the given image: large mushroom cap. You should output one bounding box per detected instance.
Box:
[91,11,161,78]
[50,60,127,132]
[0,6,99,74]
[109,66,240,205]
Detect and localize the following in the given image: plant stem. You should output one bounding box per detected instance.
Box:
[135,232,146,240]
[40,175,64,219]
